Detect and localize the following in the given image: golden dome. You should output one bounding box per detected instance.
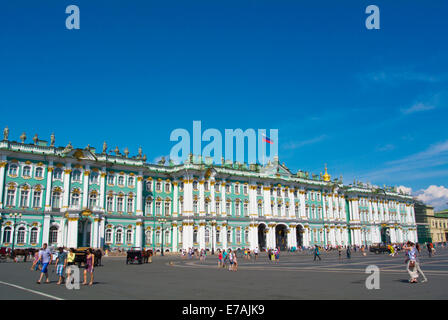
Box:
[323,164,331,182]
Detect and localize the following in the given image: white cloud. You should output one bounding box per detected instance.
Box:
[415,185,448,211]
[283,135,328,150]
[401,103,435,115]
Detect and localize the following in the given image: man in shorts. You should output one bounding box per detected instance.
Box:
[37,243,52,284]
[55,247,67,285]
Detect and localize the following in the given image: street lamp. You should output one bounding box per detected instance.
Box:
[158,218,167,256]
[9,213,22,252]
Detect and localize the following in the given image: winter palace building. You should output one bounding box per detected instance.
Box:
[0,131,418,252]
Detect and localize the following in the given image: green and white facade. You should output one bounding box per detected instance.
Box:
[0,137,418,252]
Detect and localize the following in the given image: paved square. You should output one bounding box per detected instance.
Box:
[0,248,447,300]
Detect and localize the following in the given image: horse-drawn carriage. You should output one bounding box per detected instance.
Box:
[0,247,9,262]
[126,248,153,264]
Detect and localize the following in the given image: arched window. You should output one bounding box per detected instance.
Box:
[53,168,63,180]
[193,229,198,243]
[155,231,161,243]
[6,189,15,206]
[244,229,249,243]
[243,203,249,216]
[164,201,170,216]
[52,191,61,209]
[8,164,18,176]
[17,227,26,243]
[193,200,198,215]
[49,226,58,244]
[205,201,210,215]
[35,167,43,178]
[89,193,97,208]
[105,229,112,243]
[117,197,124,212]
[155,201,161,215]
[236,229,241,243]
[33,190,42,208]
[145,230,152,245]
[164,230,170,244]
[127,197,134,212]
[146,181,152,192]
[3,227,11,243]
[193,181,198,190]
[126,230,133,244]
[118,176,124,186]
[227,229,232,243]
[30,227,38,244]
[106,196,113,212]
[71,192,80,207]
[22,166,31,177]
[107,174,114,185]
[115,229,123,244]
[215,201,220,215]
[205,228,210,244]
[72,170,81,182]
[20,189,29,207]
[226,202,231,215]
[165,183,171,193]
[89,171,99,184]
[145,198,152,215]
[128,177,134,187]
[257,203,263,217]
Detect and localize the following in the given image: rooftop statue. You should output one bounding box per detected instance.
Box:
[138,146,143,158]
[124,147,129,158]
[50,133,55,147]
[20,132,27,143]
[102,141,107,154]
[3,126,9,141]
[33,134,38,145]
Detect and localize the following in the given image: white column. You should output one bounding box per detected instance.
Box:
[66,217,79,248]
[44,163,53,212]
[263,184,271,218]
[199,223,205,249]
[41,214,51,245]
[182,175,193,250]
[99,170,106,210]
[92,218,99,248]
[173,181,179,217]
[300,190,306,219]
[288,188,295,218]
[62,165,72,209]
[136,175,143,215]
[199,178,205,216]
[210,180,216,216]
[82,165,90,209]
[221,181,226,217]
[135,220,142,249]
[172,223,178,252]
[0,160,6,209]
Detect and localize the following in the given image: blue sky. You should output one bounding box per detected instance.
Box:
[0,1,447,209]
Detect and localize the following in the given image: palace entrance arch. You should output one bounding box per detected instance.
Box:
[258,224,266,250]
[276,224,287,251]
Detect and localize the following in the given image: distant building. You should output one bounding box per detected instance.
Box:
[414,201,433,243]
[430,209,448,243]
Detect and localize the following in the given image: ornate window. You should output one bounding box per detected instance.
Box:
[243,203,248,216]
[105,229,112,243]
[49,226,58,245]
[164,230,170,244]
[234,183,239,194]
[2,227,11,243]
[127,197,134,212]
[193,229,198,243]
[227,229,232,243]
[33,190,41,208]
[165,183,171,193]
[128,177,134,187]
[145,198,152,215]
[89,193,98,209]
[115,229,123,244]
[118,176,124,186]
[156,182,161,192]
[20,189,29,207]
[8,164,18,176]
[193,181,198,191]
[164,201,170,216]
[126,230,133,244]
[89,171,99,184]
[257,186,262,196]
[235,202,240,216]
[72,170,81,182]
[244,229,249,243]
[6,189,15,206]
[22,166,31,177]
[17,227,26,243]
[155,201,161,215]
[225,184,230,193]
[236,229,241,244]
[30,227,38,244]
[193,200,198,215]
[35,167,43,178]
[226,202,231,215]
[205,201,210,215]
[205,228,210,244]
[106,196,113,212]
[155,230,161,243]
[71,192,80,207]
[258,203,263,217]
[204,182,209,192]
[146,181,152,192]
[244,185,248,195]
[214,183,220,192]
[53,168,63,180]
[215,201,220,215]
[107,174,114,185]
[52,191,61,209]
[117,197,124,212]
[145,230,152,245]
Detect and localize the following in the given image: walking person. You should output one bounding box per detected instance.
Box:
[313,245,321,261]
[346,245,351,259]
[338,246,342,261]
[233,252,238,272]
[405,241,428,283]
[83,248,94,286]
[254,247,259,260]
[31,250,41,271]
[66,248,76,282]
[228,249,234,271]
[55,247,67,285]
[36,243,52,284]
[217,250,223,268]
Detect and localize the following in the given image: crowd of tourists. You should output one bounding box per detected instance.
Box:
[30,243,95,286]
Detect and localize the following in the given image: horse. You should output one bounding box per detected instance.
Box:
[93,249,103,266]
[11,248,35,262]
[142,249,153,263]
